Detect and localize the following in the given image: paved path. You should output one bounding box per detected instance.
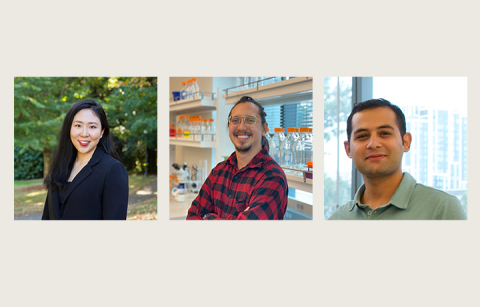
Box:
[14,180,157,220]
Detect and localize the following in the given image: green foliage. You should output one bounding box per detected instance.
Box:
[14,146,44,180]
[14,77,157,174]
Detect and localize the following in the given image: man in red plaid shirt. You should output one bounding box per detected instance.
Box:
[187,96,288,220]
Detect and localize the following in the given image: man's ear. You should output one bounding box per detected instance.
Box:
[262,122,268,136]
[403,132,412,152]
[344,141,352,158]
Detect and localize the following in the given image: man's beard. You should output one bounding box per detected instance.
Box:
[235,144,252,153]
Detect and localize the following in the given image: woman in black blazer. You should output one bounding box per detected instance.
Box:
[42,100,129,220]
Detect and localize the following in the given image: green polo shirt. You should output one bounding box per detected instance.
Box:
[328,173,466,220]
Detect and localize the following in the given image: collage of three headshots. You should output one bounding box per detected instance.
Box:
[13,76,468,221]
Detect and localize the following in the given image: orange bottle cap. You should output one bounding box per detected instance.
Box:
[178,115,184,119]
[274,128,283,132]
[307,161,313,168]
[185,115,190,118]
[300,127,309,132]
[208,118,214,122]
[287,127,295,133]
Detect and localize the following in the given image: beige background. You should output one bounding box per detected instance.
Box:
[2,1,479,307]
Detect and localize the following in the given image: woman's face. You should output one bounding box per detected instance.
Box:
[70,108,104,156]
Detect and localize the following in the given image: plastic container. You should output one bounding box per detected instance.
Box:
[169,124,175,137]
[306,161,313,179]
[172,91,181,102]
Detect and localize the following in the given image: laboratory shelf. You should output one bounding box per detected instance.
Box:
[169,138,216,148]
[285,173,313,193]
[169,94,216,113]
[223,77,313,106]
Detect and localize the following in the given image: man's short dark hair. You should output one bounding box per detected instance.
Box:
[346,98,406,143]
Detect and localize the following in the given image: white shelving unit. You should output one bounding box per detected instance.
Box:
[169,138,216,148]
[169,92,217,149]
[169,94,216,113]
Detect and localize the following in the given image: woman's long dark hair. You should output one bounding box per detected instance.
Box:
[44,100,120,190]
[227,96,269,152]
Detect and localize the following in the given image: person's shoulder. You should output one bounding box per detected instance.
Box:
[411,182,465,219]
[328,201,356,220]
[413,183,460,205]
[95,152,127,176]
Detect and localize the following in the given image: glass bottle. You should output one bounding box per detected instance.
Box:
[304,128,313,170]
[184,115,191,138]
[209,118,215,140]
[294,127,309,170]
[177,115,184,138]
[270,128,285,166]
[280,128,297,170]
[180,81,187,100]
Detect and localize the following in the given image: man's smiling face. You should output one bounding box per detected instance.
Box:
[228,102,266,154]
[344,107,411,180]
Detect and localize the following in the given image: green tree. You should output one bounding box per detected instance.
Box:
[107,77,158,174]
[14,77,157,177]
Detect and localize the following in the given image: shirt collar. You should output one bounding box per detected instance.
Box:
[227,145,269,170]
[349,172,417,211]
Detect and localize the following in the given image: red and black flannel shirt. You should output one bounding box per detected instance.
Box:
[186,146,288,220]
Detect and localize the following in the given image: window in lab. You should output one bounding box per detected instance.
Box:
[324,77,353,219]
[372,77,467,214]
[264,100,313,134]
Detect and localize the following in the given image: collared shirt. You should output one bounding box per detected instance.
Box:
[186,146,288,220]
[328,172,466,220]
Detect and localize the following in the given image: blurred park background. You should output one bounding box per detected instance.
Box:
[14,77,158,220]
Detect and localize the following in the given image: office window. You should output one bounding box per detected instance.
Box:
[324,77,352,219]
[372,77,467,214]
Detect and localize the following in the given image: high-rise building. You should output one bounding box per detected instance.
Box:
[402,106,467,198]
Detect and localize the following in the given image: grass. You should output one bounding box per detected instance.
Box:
[128,174,157,192]
[14,179,44,190]
[14,174,157,217]
[127,198,157,220]
[14,188,48,216]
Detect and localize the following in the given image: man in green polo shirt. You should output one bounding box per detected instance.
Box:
[329,98,466,220]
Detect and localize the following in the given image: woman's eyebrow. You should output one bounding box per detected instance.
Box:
[73,120,99,124]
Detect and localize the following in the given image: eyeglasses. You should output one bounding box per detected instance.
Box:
[228,115,259,126]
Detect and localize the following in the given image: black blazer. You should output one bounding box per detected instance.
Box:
[42,146,129,220]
